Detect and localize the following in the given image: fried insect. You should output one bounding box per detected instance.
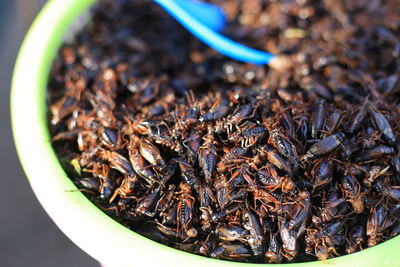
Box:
[368,103,396,145]
[139,139,167,171]
[128,143,160,185]
[301,133,345,161]
[341,173,365,213]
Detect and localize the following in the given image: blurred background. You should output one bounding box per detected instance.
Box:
[0,1,97,266]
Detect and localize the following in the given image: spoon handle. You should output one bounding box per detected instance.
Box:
[154,0,276,64]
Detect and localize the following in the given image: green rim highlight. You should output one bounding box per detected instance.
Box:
[10,0,400,266]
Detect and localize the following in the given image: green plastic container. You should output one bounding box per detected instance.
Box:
[10,0,400,266]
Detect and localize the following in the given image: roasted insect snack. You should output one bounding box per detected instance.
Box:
[49,0,400,263]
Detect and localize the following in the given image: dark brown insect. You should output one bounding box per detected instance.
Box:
[301,133,345,161]
[229,122,268,148]
[210,242,252,260]
[341,173,365,214]
[198,131,218,184]
[176,182,198,238]
[136,185,162,217]
[265,232,282,263]
[368,103,396,145]
[215,225,249,242]
[98,149,134,175]
[258,145,293,176]
[199,98,229,122]
[109,174,138,203]
[220,104,254,134]
[311,99,326,139]
[311,158,333,191]
[176,158,200,192]
[242,209,264,256]
[279,220,298,261]
[128,143,160,186]
[139,139,167,172]
[346,225,365,254]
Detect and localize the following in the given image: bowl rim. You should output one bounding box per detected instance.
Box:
[10,0,400,266]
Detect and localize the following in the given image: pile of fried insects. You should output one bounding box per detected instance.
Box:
[48,0,400,263]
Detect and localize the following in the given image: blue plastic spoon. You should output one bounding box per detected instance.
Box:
[172,0,226,32]
[154,0,276,64]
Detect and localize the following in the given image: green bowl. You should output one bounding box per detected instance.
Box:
[10,0,400,266]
